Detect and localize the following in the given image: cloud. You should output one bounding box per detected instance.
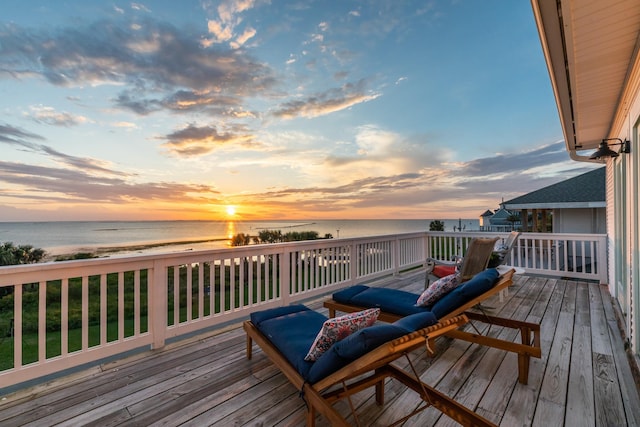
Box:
[0,160,220,203]
[230,27,257,49]
[222,139,589,217]
[131,3,152,13]
[0,124,225,209]
[112,121,137,129]
[0,123,45,143]
[0,123,125,176]
[0,116,589,219]
[205,0,258,48]
[309,125,452,186]
[161,123,256,156]
[272,80,380,119]
[0,19,275,116]
[207,20,233,42]
[26,106,89,127]
[460,141,569,176]
[114,89,249,116]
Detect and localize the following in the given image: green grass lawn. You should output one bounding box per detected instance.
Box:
[0,316,149,371]
[0,278,281,372]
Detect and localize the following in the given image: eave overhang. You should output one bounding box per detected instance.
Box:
[531,0,640,163]
[503,201,606,210]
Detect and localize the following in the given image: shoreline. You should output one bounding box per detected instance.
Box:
[45,237,231,260]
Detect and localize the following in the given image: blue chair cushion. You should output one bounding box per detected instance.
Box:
[250,304,310,326]
[393,311,438,332]
[252,306,440,384]
[332,284,369,302]
[308,323,406,383]
[333,286,428,316]
[332,268,501,320]
[253,305,326,380]
[307,311,438,383]
[431,268,500,318]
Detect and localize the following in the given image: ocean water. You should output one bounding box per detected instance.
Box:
[0,219,479,256]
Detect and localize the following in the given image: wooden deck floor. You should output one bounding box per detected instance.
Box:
[1,271,639,426]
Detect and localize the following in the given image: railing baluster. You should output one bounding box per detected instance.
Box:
[62,278,69,355]
[186,264,192,322]
[197,263,203,319]
[134,271,140,335]
[118,272,124,340]
[15,283,23,369]
[38,281,46,362]
[82,276,89,349]
[100,274,107,345]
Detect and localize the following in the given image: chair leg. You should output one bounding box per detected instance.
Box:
[246,335,253,359]
[375,378,385,405]
[424,259,435,289]
[306,406,316,427]
[518,354,530,385]
[517,326,533,384]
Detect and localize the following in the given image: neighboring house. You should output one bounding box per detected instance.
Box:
[479,206,518,232]
[502,167,606,234]
[532,1,640,357]
[479,209,494,230]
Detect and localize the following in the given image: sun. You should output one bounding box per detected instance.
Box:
[225,205,236,216]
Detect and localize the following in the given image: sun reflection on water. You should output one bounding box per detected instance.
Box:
[226,221,236,242]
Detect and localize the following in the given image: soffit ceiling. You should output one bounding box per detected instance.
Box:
[532,0,640,160]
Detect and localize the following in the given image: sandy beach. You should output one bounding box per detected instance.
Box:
[45,237,232,261]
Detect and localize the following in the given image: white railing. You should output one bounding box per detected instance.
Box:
[426,231,608,282]
[0,233,426,390]
[0,231,606,390]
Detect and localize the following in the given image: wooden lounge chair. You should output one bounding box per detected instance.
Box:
[324,268,541,385]
[425,236,500,287]
[493,231,521,265]
[245,306,498,426]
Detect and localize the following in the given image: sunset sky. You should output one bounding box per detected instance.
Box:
[0,1,599,222]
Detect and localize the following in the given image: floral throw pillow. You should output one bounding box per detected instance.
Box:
[416,273,459,307]
[304,308,380,361]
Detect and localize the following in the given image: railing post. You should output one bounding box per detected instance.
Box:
[281,248,291,306]
[350,241,359,283]
[424,233,432,263]
[392,237,400,275]
[598,235,609,284]
[151,261,167,350]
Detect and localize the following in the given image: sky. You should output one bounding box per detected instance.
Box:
[0,0,600,222]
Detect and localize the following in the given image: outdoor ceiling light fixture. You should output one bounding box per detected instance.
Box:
[589,138,631,160]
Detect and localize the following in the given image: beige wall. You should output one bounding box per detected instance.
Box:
[553,208,606,234]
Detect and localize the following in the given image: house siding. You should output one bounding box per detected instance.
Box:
[609,111,639,354]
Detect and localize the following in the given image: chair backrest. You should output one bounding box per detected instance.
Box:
[494,231,521,265]
[457,237,500,282]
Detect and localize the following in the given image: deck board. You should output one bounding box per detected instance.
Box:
[1,270,639,426]
[565,283,595,427]
[598,284,640,427]
[477,276,551,425]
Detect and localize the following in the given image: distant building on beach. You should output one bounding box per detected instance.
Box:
[481,167,605,233]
